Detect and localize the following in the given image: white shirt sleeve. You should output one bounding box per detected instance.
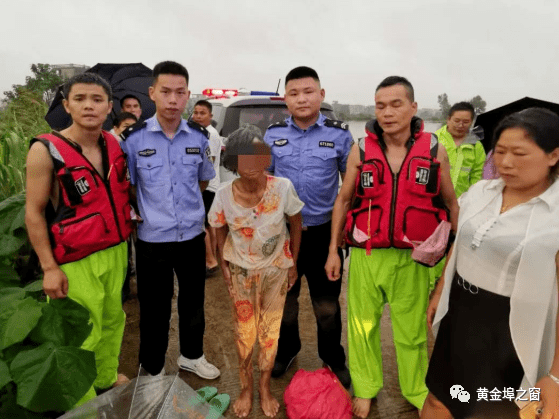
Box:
[283,179,305,216]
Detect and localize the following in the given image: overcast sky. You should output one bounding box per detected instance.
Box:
[1,0,558,110]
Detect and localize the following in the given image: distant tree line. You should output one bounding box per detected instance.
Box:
[437,93,487,120]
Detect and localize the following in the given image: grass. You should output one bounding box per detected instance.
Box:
[0,90,50,201]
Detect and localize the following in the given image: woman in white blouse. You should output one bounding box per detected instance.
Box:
[421,108,559,418]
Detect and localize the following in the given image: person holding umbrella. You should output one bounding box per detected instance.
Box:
[120,94,142,120]
[121,61,219,378]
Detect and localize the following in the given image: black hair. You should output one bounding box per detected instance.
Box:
[153,61,189,84]
[448,101,475,119]
[285,66,320,86]
[194,100,212,113]
[119,94,141,109]
[493,107,559,176]
[222,124,270,174]
[63,73,112,101]
[113,111,138,128]
[375,76,414,102]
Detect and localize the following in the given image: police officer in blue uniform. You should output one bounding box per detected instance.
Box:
[264,66,353,387]
[121,61,220,379]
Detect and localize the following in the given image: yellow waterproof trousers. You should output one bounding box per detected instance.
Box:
[59,242,128,407]
[348,247,430,409]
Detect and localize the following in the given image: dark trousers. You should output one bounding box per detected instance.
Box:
[136,234,206,375]
[276,221,346,368]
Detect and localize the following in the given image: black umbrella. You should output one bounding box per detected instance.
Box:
[45,63,155,131]
[476,97,559,152]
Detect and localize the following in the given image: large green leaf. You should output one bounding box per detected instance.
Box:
[10,342,96,412]
[0,297,42,351]
[0,359,11,390]
[0,192,26,234]
[0,234,26,257]
[23,280,43,294]
[0,383,55,418]
[0,263,19,285]
[30,298,92,347]
[0,287,26,306]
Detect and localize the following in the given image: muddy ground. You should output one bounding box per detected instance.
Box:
[119,258,434,419]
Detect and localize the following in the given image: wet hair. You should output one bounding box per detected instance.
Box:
[63,72,112,101]
[153,61,189,84]
[285,66,320,86]
[113,111,138,128]
[375,76,414,102]
[119,94,141,109]
[448,101,475,120]
[222,124,271,174]
[493,107,559,176]
[194,100,212,113]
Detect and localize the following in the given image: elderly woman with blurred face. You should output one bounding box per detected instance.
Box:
[421,108,559,418]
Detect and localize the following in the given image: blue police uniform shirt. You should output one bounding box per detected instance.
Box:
[263,113,353,226]
[122,116,215,243]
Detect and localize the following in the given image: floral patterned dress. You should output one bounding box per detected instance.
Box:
[209,176,304,370]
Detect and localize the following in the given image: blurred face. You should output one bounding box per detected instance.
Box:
[493,127,559,191]
[114,118,137,136]
[284,77,325,123]
[447,110,473,140]
[375,84,417,136]
[121,98,142,119]
[191,105,212,127]
[149,74,190,123]
[63,83,112,130]
[237,139,271,180]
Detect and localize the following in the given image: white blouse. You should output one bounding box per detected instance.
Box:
[433,178,559,389]
[456,192,536,296]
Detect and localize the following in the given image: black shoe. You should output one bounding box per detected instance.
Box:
[271,354,296,378]
[329,364,351,389]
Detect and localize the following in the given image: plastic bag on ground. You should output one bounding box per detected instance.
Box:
[283,367,352,419]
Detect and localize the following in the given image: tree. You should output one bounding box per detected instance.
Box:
[437,93,451,119]
[469,95,487,115]
[3,64,65,104]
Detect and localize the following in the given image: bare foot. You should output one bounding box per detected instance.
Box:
[259,386,279,418]
[112,373,130,388]
[233,387,253,418]
[352,397,372,418]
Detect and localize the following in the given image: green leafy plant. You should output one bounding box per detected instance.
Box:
[0,187,97,416]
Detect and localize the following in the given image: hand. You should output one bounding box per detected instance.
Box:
[43,267,68,299]
[535,376,559,418]
[287,266,298,291]
[221,262,233,297]
[426,289,442,330]
[325,250,341,281]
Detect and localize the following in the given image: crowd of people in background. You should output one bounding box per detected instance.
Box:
[24,60,559,418]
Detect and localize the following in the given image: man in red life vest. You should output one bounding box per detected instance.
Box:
[25,73,133,406]
[325,76,459,418]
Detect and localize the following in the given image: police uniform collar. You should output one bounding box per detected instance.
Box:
[147,116,189,134]
[287,113,325,131]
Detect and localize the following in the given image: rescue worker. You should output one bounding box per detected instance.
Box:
[435,101,486,198]
[325,76,459,418]
[25,72,132,406]
[264,66,353,388]
[120,61,220,378]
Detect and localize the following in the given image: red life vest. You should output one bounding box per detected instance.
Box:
[344,119,448,254]
[33,131,133,264]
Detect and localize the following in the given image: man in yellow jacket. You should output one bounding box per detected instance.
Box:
[435,102,486,198]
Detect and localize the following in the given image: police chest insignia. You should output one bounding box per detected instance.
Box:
[319,141,334,148]
[416,167,430,185]
[138,149,156,157]
[186,147,201,154]
[75,177,91,196]
[361,171,374,188]
[274,139,288,146]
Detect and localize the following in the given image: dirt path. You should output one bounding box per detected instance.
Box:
[119,259,432,418]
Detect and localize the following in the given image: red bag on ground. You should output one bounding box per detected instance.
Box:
[283,367,352,419]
